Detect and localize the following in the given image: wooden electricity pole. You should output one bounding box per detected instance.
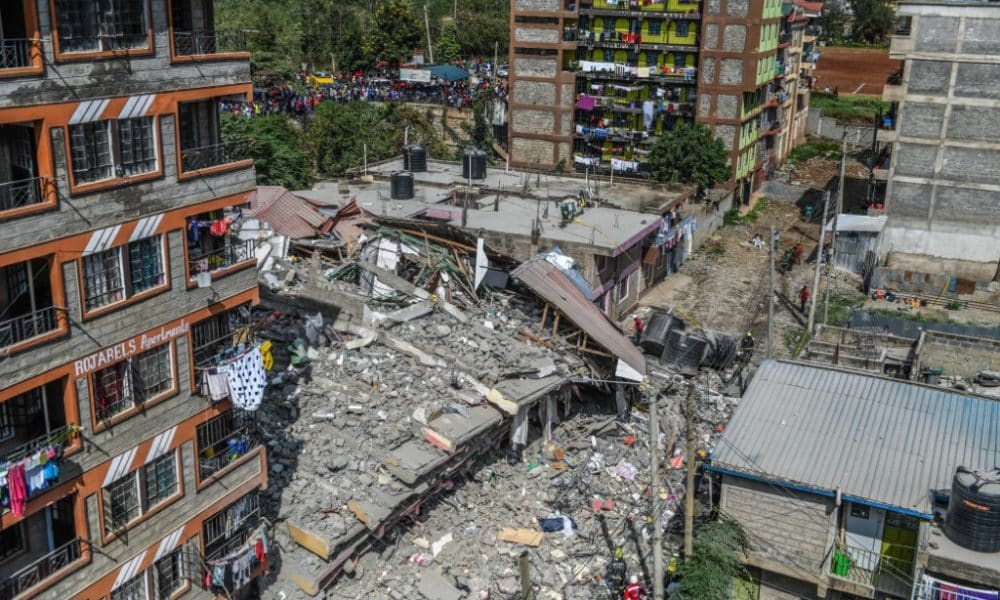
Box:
[683,381,697,559]
[806,190,831,335]
[767,224,775,358]
[649,392,664,600]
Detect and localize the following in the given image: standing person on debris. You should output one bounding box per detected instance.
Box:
[794,241,804,265]
[799,285,811,314]
[633,315,645,345]
[606,547,628,598]
[623,575,646,600]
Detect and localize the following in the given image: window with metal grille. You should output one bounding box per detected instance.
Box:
[648,20,662,36]
[110,569,148,600]
[0,522,26,562]
[104,471,141,533]
[191,305,250,369]
[676,21,690,37]
[203,491,259,558]
[144,452,178,507]
[118,117,156,176]
[93,343,173,422]
[69,121,114,184]
[674,52,686,68]
[154,549,184,598]
[646,51,659,67]
[82,246,125,310]
[56,0,149,53]
[127,235,164,294]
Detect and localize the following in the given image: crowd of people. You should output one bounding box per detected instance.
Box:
[222,60,509,118]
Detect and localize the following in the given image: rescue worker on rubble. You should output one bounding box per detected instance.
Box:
[794,241,804,265]
[606,547,627,598]
[799,285,811,314]
[741,331,755,359]
[633,315,645,345]
[623,575,647,600]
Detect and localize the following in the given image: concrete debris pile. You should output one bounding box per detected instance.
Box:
[250,223,738,599]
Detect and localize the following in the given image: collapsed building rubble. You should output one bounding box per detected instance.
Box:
[250,222,740,599]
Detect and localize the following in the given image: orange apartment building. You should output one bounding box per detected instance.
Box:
[0,1,268,599]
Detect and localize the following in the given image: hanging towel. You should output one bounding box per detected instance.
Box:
[642,100,655,130]
[9,464,27,517]
[207,366,231,402]
[226,347,267,411]
[576,95,596,111]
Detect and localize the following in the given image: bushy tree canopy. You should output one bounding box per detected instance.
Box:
[221,113,311,189]
[647,123,731,191]
[852,0,896,43]
[363,0,424,67]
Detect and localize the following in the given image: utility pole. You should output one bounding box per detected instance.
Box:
[767,224,775,358]
[824,132,848,324]
[424,5,435,65]
[683,381,696,560]
[806,190,831,334]
[649,391,664,600]
[494,41,499,73]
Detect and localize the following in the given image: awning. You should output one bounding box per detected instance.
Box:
[422,65,470,82]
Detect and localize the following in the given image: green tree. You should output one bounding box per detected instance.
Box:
[851,0,896,43]
[647,123,730,193]
[817,3,847,42]
[304,102,448,177]
[454,8,508,58]
[363,0,423,67]
[669,519,749,600]
[221,114,311,189]
[436,22,462,64]
[466,97,493,151]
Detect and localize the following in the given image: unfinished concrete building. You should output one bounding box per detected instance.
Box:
[879,0,1000,280]
[0,1,267,598]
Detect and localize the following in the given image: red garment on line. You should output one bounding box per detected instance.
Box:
[9,465,27,517]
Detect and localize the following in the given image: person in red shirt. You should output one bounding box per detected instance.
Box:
[794,241,804,265]
[799,285,811,314]
[633,315,644,345]
[623,575,646,600]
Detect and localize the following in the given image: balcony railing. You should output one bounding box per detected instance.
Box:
[0,177,49,213]
[180,139,252,172]
[0,306,58,348]
[199,428,259,479]
[887,68,903,85]
[189,239,255,276]
[830,541,914,596]
[0,39,39,70]
[173,30,250,56]
[0,538,84,600]
[1,424,78,469]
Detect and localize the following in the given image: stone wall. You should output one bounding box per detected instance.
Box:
[721,476,835,574]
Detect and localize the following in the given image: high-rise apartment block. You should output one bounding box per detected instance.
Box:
[878,0,1000,269]
[0,2,267,598]
[509,0,814,201]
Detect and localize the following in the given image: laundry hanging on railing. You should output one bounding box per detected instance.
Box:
[199,343,268,410]
[0,427,79,516]
[205,526,269,594]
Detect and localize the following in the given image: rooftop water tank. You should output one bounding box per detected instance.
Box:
[462,147,487,181]
[390,171,414,200]
[403,144,427,172]
[944,467,1000,553]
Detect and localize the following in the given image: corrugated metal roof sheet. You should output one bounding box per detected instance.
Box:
[824,214,887,233]
[712,360,1000,516]
[511,258,646,376]
[250,186,331,239]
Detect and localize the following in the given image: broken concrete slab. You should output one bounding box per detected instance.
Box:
[388,303,435,323]
[424,405,504,452]
[417,569,463,600]
[384,440,450,486]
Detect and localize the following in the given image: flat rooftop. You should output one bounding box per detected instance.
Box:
[300,158,688,254]
[925,522,1000,588]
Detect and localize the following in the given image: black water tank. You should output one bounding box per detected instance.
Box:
[390,171,414,200]
[462,148,487,180]
[661,330,706,375]
[640,312,679,357]
[945,467,1000,552]
[404,145,427,172]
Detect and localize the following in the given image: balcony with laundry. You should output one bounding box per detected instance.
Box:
[190,303,256,393]
[0,495,87,600]
[196,410,261,486]
[568,45,697,83]
[574,81,693,142]
[876,102,899,143]
[883,68,904,102]
[185,208,256,283]
[0,379,79,481]
[826,504,917,598]
[0,256,65,356]
[201,490,269,596]
[0,3,43,76]
[0,123,56,221]
[574,14,699,52]
[873,144,892,180]
[578,0,700,20]
[170,0,251,61]
[177,97,253,178]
